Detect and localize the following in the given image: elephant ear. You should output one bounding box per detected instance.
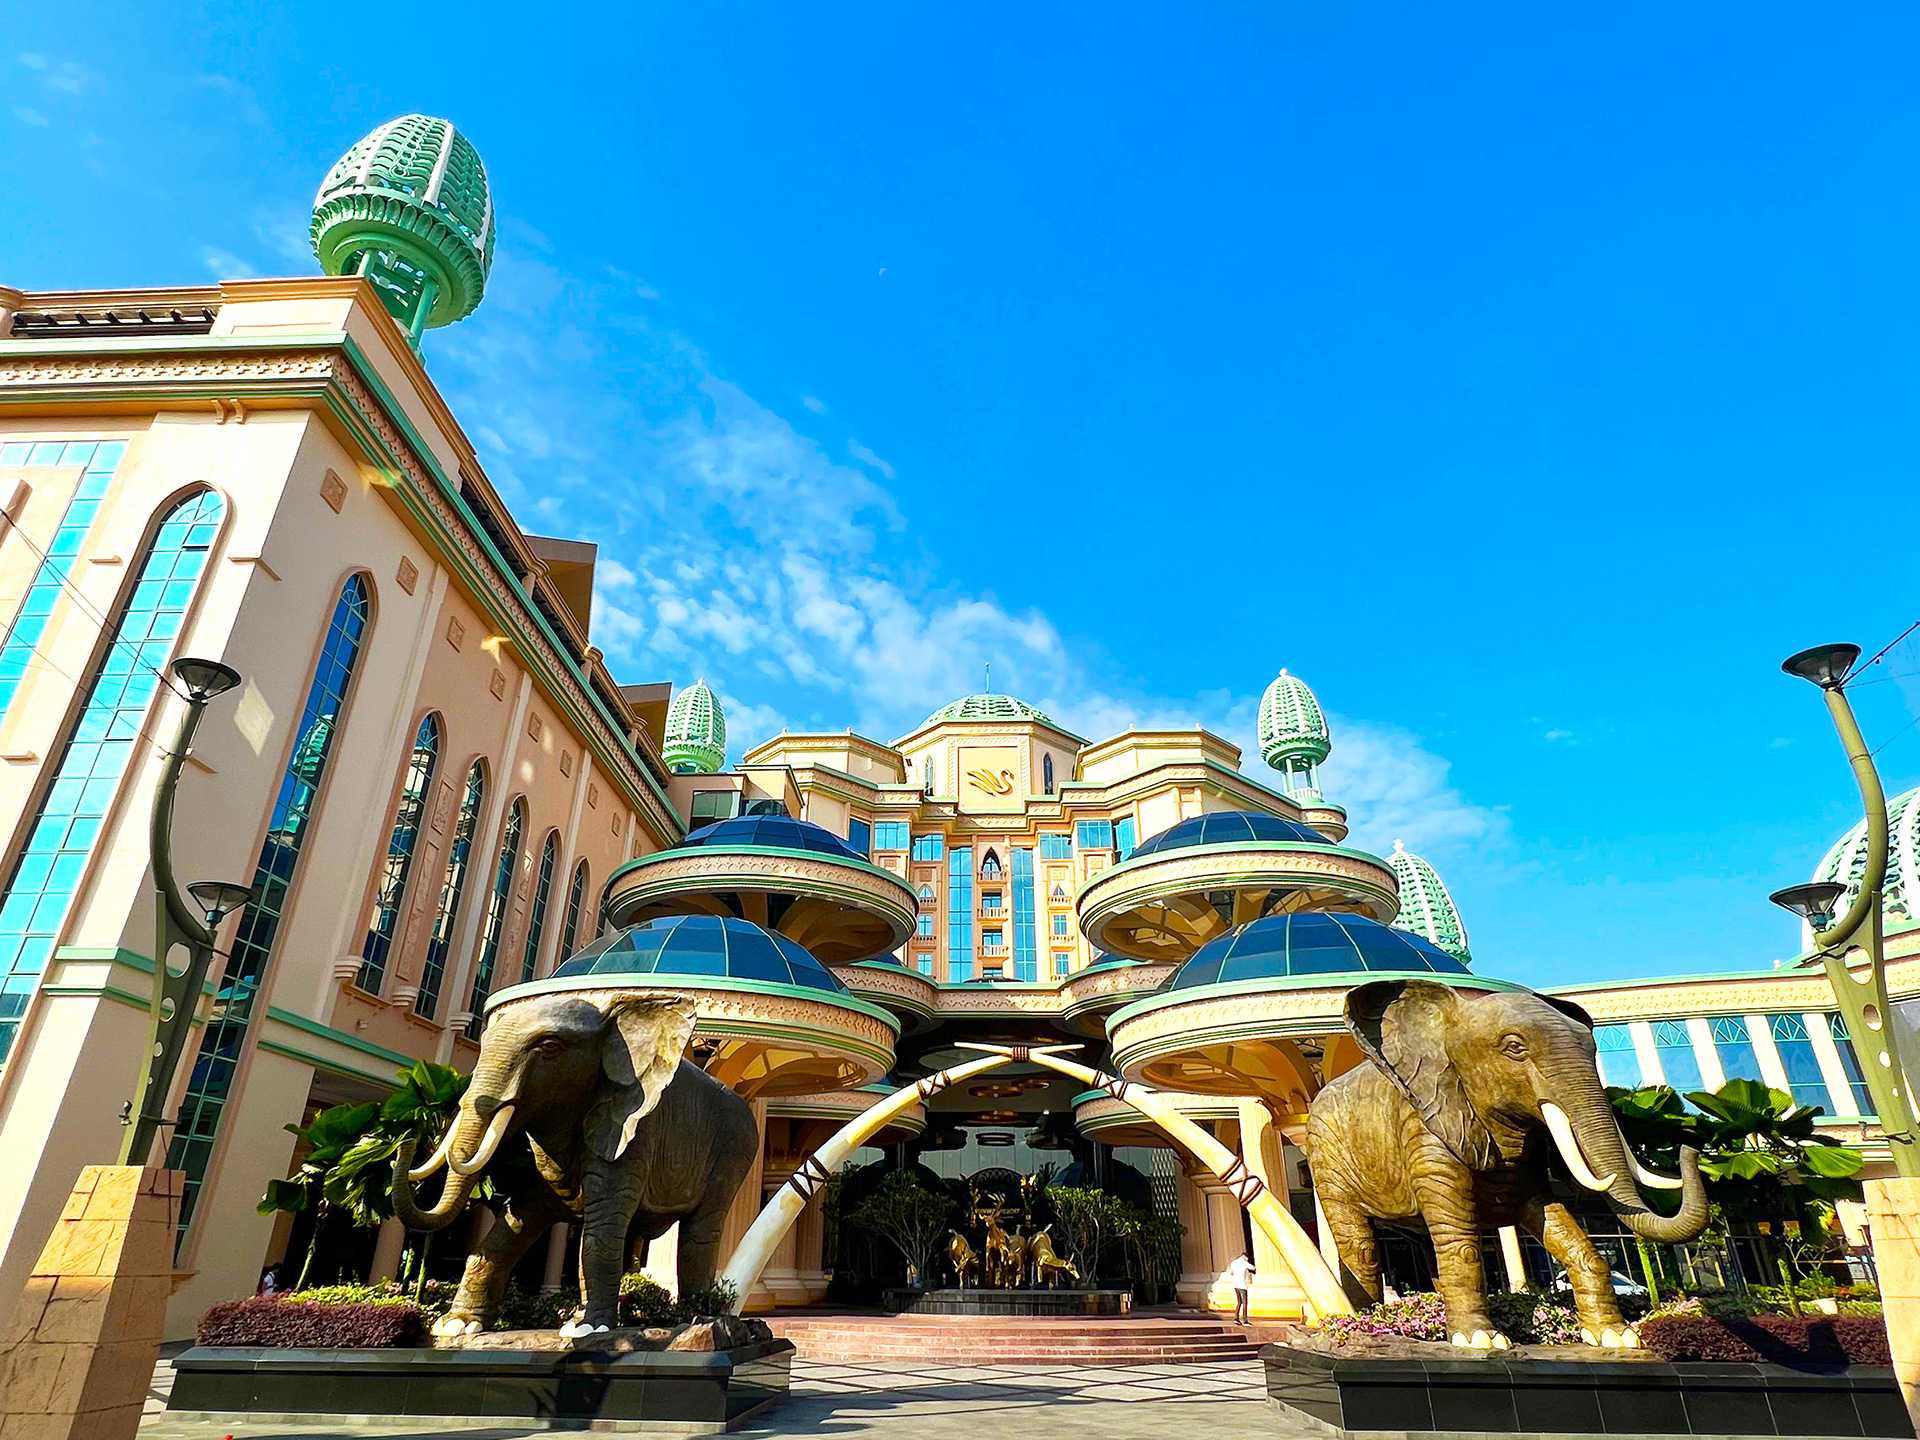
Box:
[1345,979,1502,1171]
[1538,993,1595,1031]
[584,993,697,1162]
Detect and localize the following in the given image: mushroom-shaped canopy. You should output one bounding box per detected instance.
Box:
[1166,910,1469,990]
[1128,811,1330,859]
[554,914,847,992]
[604,815,917,964]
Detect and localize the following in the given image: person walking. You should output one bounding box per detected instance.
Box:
[1227,1249,1256,1326]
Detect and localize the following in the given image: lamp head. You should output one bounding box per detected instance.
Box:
[1770,881,1847,929]
[1781,644,1861,690]
[171,657,242,703]
[188,880,257,923]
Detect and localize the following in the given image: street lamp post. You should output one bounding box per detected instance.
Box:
[1772,642,1920,1177]
[119,656,256,1166]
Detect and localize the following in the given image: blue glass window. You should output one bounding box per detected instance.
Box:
[911,834,944,862]
[1115,816,1137,861]
[947,846,972,982]
[1076,821,1114,851]
[1012,847,1037,982]
[467,799,525,1036]
[1052,914,1069,938]
[357,714,440,994]
[1039,833,1072,860]
[557,858,590,965]
[1769,1014,1834,1112]
[872,822,910,851]
[418,761,486,1018]
[847,818,872,856]
[1710,1015,1761,1085]
[916,953,934,976]
[1593,1024,1640,1088]
[1827,1012,1876,1116]
[519,831,559,984]
[1053,951,1072,976]
[171,573,369,1230]
[917,914,934,938]
[0,487,222,1063]
[0,442,128,723]
[1651,1020,1704,1094]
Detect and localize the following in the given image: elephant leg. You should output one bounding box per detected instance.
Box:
[1317,1195,1384,1307]
[674,1194,732,1303]
[438,1193,569,1337]
[575,1189,643,1332]
[1522,1199,1631,1345]
[1410,1164,1502,1349]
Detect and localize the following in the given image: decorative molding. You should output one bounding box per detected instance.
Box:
[319,469,347,513]
[489,669,506,700]
[446,616,465,651]
[559,749,572,777]
[395,555,419,595]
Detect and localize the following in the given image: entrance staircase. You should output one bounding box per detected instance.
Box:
[766,1309,1280,1365]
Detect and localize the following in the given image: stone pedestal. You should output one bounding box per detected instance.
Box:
[0,1165,180,1440]
[1866,1176,1920,1434]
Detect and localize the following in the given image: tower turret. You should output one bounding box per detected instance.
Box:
[664,679,727,774]
[1387,839,1472,963]
[1258,668,1331,801]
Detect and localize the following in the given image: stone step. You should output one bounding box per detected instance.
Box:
[765,1312,1266,1363]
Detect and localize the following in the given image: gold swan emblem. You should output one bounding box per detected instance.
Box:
[965,767,1017,796]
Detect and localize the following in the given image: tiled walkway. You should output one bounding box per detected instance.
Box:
[140,1352,1280,1438]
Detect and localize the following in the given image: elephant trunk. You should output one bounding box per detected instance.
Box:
[391,1134,480,1232]
[1543,1083,1710,1244]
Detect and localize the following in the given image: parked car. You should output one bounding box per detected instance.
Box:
[1548,1268,1649,1301]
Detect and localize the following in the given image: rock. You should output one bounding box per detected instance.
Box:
[665,1316,772,1352]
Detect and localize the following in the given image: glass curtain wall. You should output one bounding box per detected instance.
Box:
[947,846,972,982]
[519,831,558,983]
[1768,1014,1835,1111]
[1011,847,1037,981]
[557,859,589,966]
[1709,1016,1761,1084]
[171,574,370,1230]
[1650,1020,1704,1094]
[1827,1012,1876,1115]
[357,713,440,993]
[1592,1024,1639,1088]
[0,487,223,1062]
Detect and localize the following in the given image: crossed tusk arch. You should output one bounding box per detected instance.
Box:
[719,1042,1353,1321]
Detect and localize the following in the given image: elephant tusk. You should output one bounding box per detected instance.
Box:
[407,1124,458,1182]
[1629,1155,1685,1191]
[447,1103,515,1177]
[1540,1102,1618,1192]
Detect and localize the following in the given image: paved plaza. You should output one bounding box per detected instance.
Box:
[139,1348,1282,1440]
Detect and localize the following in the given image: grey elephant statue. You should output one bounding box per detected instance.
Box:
[1303,979,1707,1350]
[391,989,760,1336]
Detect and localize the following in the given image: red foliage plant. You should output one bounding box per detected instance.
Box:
[196,1297,426,1349]
[1639,1315,1890,1367]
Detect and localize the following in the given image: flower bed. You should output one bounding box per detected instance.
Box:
[1639,1313,1892,1366]
[198,1297,425,1348]
[1318,1290,1585,1345]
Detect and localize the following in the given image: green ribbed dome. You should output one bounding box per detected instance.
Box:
[312,116,495,345]
[1258,670,1330,768]
[1812,784,1920,932]
[664,679,726,774]
[1387,840,1472,963]
[921,693,1052,727]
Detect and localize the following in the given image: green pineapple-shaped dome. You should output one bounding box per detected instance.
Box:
[920,693,1053,728]
[1258,669,1331,799]
[312,116,495,345]
[1387,840,1472,963]
[664,679,726,774]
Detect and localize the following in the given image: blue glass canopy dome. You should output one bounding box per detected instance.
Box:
[676,814,866,862]
[552,915,849,994]
[1130,810,1331,860]
[1166,911,1470,991]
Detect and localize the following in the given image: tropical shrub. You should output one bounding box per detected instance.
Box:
[617,1274,738,1325]
[1320,1292,1449,1342]
[1640,1313,1890,1365]
[1486,1289,1585,1344]
[198,1296,424,1348]
[845,1170,956,1284]
[1321,1290,1584,1345]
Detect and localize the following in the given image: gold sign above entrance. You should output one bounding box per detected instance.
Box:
[957,745,1022,814]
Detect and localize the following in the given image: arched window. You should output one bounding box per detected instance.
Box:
[1042,754,1054,795]
[557,858,589,966]
[467,798,525,1036]
[171,571,369,1227]
[980,849,1002,879]
[417,760,485,1019]
[0,487,223,1064]
[356,713,441,994]
[519,830,559,984]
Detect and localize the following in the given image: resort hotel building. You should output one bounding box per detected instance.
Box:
[0,117,1908,1338]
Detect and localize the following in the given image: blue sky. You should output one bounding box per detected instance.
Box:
[5,4,1920,988]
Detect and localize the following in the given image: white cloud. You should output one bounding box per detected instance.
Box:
[13,107,49,127]
[17,53,45,70]
[431,237,1506,863]
[801,396,827,414]
[200,246,257,279]
[1544,728,1573,743]
[847,440,896,480]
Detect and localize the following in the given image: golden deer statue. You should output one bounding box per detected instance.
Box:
[1028,1226,1078,1288]
[948,1230,980,1288]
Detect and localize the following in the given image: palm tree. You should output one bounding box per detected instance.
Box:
[257,1101,380,1291]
